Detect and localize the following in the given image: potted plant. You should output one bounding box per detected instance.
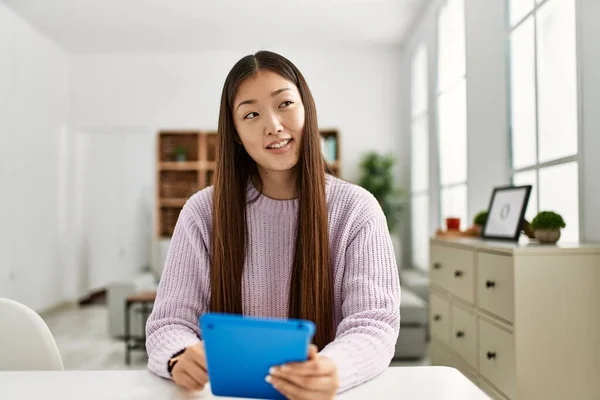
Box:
[357,152,406,232]
[530,211,566,244]
[174,145,187,162]
[473,210,488,235]
[357,152,407,260]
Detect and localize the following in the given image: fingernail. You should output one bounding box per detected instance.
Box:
[265,375,272,383]
[269,367,276,375]
[280,365,288,372]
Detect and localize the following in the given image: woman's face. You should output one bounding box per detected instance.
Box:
[233,70,305,174]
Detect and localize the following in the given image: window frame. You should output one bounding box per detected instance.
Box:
[506,0,583,240]
[410,43,430,271]
[435,0,469,231]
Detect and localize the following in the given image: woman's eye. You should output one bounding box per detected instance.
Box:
[244,112,259,119]
[279,101,293,108]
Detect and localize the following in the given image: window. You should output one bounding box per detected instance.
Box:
[410,44,429,270]
[508,0,579,241]
[437,0,468,230]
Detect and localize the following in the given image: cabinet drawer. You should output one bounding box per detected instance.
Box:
[430,245,451,290]
[477,252,514,323]
[450,303,477,369]
[448,247,475,304]
[431,245,475,303]
[429,293,451,346]
[478,319,515,400]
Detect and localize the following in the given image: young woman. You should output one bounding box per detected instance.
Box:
[145,50,401,399]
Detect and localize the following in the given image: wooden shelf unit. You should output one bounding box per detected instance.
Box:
[320,129,341,177]
[156,130,217,238]
[156,129,341,238]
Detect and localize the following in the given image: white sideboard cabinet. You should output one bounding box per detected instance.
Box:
[427,237,600,400]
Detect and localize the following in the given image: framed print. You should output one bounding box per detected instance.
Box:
[482,185,532,241]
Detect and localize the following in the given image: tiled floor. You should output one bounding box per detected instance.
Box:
[42,304,428,370]
[42,303,149,370]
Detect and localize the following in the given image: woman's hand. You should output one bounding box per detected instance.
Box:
[171,341,209,391]
[267,344,339,400]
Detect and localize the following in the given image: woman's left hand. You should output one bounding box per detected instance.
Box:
[267,344,339,400]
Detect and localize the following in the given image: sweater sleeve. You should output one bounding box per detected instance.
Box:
[145,200,210,379]
[319,212,401,393]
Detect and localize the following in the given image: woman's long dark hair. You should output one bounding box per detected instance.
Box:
[210,50,334,349]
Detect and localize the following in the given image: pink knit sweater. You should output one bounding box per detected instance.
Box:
[145,174,401,393]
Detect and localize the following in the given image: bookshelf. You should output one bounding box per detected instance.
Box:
[320,129,341,176]
[156,129,341,238]
[156,130,217,238]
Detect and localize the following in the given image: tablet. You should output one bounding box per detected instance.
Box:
[199,312,315,400]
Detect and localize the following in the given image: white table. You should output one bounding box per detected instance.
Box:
[1,366,490,399]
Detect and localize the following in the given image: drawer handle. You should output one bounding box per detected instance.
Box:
[486,280,496,289]
[454,270,463,278]
[433,263,442,270]
[455,330,465,338]
[486,351,497,360]
[433,314,441,321]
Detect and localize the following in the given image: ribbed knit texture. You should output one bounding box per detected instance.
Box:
[145,174,401,393]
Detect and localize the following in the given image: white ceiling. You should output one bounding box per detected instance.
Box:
[2,0,428,53]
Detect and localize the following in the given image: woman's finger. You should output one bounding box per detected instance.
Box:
[276,357,336,377]
[174,361,208,388]
[268,375,310,400]
[308,344,318,358]
[271,373,334,393]
[184,362,209,385]
[175,370,204,391]
[191,355,209,374]
[188,347,209,371]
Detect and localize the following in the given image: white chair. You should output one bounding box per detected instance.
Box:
[0,298,64,370]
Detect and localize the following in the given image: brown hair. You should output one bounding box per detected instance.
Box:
[210,50,334,349]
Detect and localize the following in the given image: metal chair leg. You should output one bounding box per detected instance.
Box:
[124,301,131,365]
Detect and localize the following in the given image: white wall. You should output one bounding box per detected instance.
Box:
[0,3,14,300]
[401,0,512,269]
[464,0,511,219]
[1,21,404,308]
[0,3,70,312]
[69,46,407,271]
[399,3,438,271]
[402,0,600,270]
[70,45,405,183]
[578,0,600,242]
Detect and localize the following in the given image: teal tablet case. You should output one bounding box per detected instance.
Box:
[199,313,315,400]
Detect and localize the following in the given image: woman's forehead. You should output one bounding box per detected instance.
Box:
[235,70,298,100]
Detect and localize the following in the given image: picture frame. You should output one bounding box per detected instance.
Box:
[482,185,533,241]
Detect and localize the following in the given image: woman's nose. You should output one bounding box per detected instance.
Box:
[264,113,283,136]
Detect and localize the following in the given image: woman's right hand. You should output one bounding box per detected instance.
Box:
[171,341,209,391]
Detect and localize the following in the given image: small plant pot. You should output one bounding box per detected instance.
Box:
[535,229,561,244]
[474,224,483,236]
[175,154,187,162]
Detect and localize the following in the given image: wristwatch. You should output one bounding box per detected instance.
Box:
[167,348,186,376]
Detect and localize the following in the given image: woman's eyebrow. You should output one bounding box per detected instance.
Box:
[271,87,292,96]
[236,88,293,111]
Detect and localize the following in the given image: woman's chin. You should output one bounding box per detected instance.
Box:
[258,159,300,174]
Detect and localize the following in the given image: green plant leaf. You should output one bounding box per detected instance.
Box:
[474,210,488,226]
[530,211,566,230]
[356,151,406,232]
